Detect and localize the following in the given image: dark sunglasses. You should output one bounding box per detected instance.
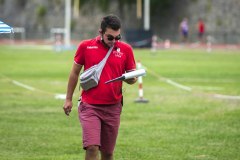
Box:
[106,34,121,41]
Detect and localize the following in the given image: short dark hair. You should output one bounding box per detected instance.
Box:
[101,15,121,33]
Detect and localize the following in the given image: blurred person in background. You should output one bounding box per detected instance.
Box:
[63,14,137,160]
[179,18,189,43]
[197,18,205,43]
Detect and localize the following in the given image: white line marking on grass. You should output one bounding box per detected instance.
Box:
[12,80,36,91]
[143,65,240,100]
[9,78,66,100]
[144,66,192,91]
[55,93,66,100]
[166,79,192,91]
[12,80,66,99]
[192,86,223,91]
[213,94,240,100]
[1,72,68,100]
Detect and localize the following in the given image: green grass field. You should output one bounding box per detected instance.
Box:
[0,45,240,160]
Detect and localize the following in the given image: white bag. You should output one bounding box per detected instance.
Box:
[79,46,114,91]
[79,65,98,91]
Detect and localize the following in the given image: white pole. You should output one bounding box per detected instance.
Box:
[137,62,144,99]
[65,0,71,46]
[135,61,149,103]
[144,0,150,30]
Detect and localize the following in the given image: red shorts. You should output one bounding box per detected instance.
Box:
[78,102,122,154]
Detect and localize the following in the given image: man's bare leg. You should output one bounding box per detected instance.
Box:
[85,145,99,160]
[101,151,113,160]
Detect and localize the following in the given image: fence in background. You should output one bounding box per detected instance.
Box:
[1,28,240,45]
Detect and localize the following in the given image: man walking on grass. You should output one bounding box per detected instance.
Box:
[63,14,137,160]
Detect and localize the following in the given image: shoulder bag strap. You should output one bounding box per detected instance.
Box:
[96,45,114,78]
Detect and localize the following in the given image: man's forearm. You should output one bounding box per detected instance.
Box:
[66,72,79,101]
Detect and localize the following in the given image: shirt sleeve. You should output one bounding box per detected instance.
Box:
[125,45,136,71]
[74,41,86,65]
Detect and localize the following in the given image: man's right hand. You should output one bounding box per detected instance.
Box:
[63,100,73,116]
[63,63,82,116]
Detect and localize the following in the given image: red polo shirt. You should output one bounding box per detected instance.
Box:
[74,36,136,104]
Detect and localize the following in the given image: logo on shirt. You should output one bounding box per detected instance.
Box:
[87,46,98,49]
[113,48,123,58]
